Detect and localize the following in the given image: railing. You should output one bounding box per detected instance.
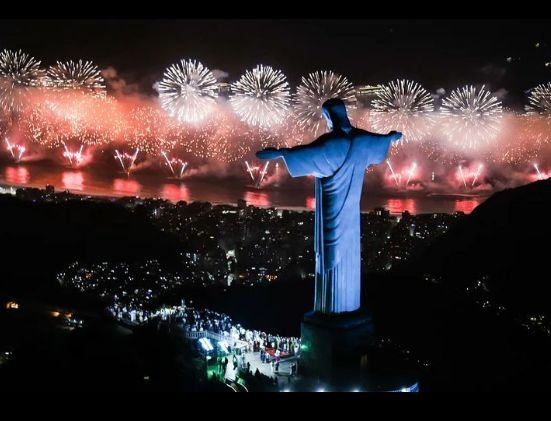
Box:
[181,327,249,348]
[205,331,247,347]
[182,330,207,339]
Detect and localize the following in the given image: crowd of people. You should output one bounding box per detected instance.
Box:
[174,305,301,359]
[89,295,303,381]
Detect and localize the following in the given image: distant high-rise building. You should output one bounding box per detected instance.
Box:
[45,184,55,195]
[355,84,384,106]
[217,83,231,97]
[374,207,390,218]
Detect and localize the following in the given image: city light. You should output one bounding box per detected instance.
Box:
[218,341,229,353]
[5,301,19,310]
[199,337,214,352]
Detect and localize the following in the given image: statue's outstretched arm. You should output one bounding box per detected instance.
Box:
[256,147,287,160]
[367,131,403,165]
[256,140,329,178]
[255,140,323,160]
[370,130,402,142]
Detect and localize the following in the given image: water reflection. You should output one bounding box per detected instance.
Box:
[5,166,30,184]
[0,163,485,214]
[243,190,270,207]
[385,198,417,215]
[161,183,191,202]
[62,171,84,191]
[113,178,141,196]
[454,199,480,214]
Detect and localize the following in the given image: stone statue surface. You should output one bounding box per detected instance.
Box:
[257,98,401,314]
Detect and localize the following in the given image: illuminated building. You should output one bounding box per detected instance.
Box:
[5,301,19,310]
[355,84,384,106]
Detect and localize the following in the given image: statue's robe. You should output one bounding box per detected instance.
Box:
[281,122,394,314]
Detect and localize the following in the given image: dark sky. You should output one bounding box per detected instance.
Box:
[1,19,549,106]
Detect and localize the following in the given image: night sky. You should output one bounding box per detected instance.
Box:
[0,19,549,107]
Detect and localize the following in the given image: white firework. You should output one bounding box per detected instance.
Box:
[526,82,551,115]
[294,70,356,134]
[0,49,45,114]
[157,59,219,124]
[229,64,291,128]
[440,85,503,151]
[45,60,106,96]
[371,79,435,144]
[523,83,551,147]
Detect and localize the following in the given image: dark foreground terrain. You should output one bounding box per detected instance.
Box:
[2,180,551,391]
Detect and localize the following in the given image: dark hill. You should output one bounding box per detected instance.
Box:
[0,194,181,297]
[406,178,551,313]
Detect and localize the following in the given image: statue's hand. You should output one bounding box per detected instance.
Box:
[388,131,403,142]
[256,148,282,160]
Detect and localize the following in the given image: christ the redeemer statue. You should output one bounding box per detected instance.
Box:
[257,98,401,315]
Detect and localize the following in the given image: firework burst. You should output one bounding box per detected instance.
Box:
[524,83,551,147]
[172,104,251,163]
[114,148,140,175]
[294,70,355,134]
[440,85,503,151]
[0,49,45,114]
[371,79,435,144]
[4,137,26,162]
[526,82,551,115]
[24,91,116,149]
[205,110,252,163]
[244,160,270,188]
[230,65,291,128]
[456,163,485,191]
[45,60,106,96]
[161,151,188,179]
[62,143,88,168]
[125,105,177,156]
[157,59,218,123]
[385,159,420,188]
[175,124,213,160]
[249,108,310,151]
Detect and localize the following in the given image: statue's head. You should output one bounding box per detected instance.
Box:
[321,98,352,132]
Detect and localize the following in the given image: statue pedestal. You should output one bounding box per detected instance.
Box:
[299,310,375,381]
